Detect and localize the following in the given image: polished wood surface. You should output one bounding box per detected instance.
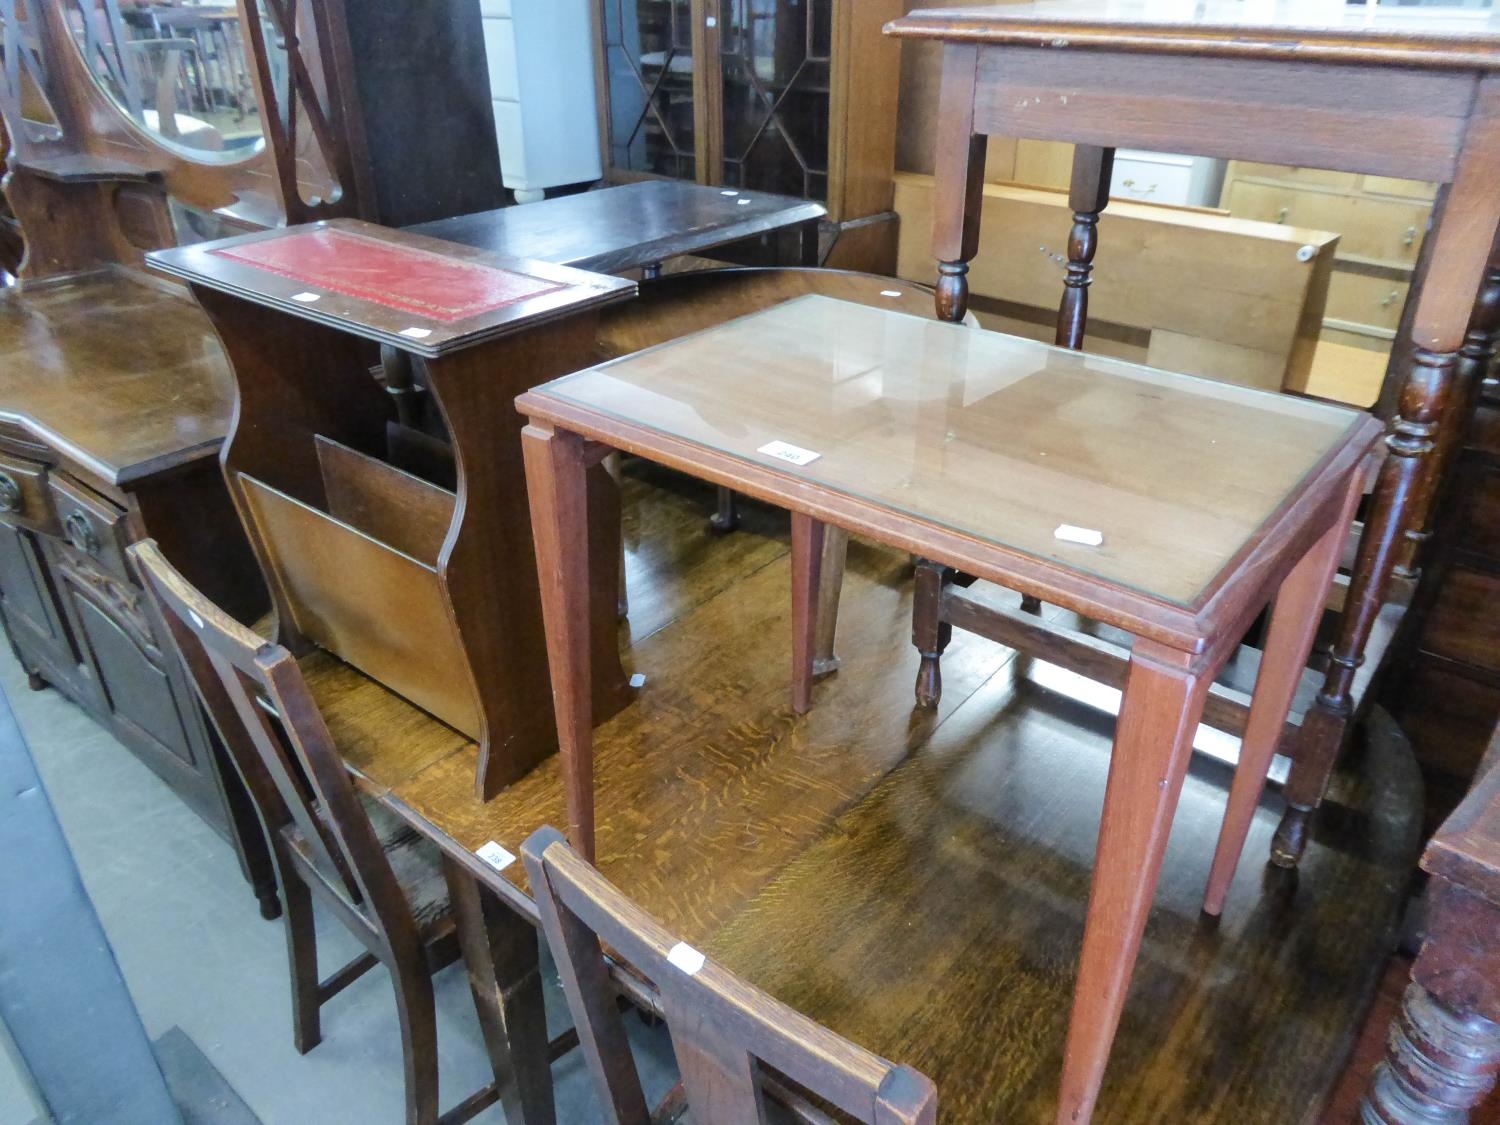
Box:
[0,274,233,485]
[409,181,827,276]
[536,295,1374,618]
[886,2,1500,68]
[524,824,938,1124]
[293,464,1422,1123]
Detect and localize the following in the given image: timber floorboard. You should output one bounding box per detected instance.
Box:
[383,458,1424,1124]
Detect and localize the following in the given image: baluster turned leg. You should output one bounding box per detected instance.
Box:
[1272,101,1500,866]
[1394,257,1500,581]
[932,45,987,323]
[1274,345,1460,866]
[1361,881,1500,1125]
[1056,146,1115,350]
[913,559,952,707]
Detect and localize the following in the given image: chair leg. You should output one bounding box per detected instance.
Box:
[912,560,952,707]
[709,486,739,533]
[391,953,441,1125]
[281,874,322,1054]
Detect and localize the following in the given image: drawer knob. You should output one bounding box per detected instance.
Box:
[64,511,100,555]
[0,474,22,514]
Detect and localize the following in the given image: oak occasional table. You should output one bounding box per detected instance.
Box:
[516,294,1382,1123]
[885,0,1500,871]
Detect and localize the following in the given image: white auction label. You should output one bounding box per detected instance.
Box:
[757,440,821,467]
[475,840,516,872]
[667,942,706,976]
[291,292,321,303]
[399,327,433,340]
[1054,524,1104,547]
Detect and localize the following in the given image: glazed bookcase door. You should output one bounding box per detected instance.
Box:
[599,0,699,181]
[718,0,831,200]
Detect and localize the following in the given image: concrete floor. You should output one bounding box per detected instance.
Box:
[0,645,679,1125]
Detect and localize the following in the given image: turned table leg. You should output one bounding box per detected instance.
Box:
[1362,881,1500,1124]
[1396,252,1500,582]
[912,559,953,707]
[1056,145,1115,350]
[931,44,987,323]
[1273,100,1500,867]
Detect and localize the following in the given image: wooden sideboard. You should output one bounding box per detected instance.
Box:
[0,271,273,911]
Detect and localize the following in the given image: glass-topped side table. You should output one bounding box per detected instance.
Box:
[515,295,1382,1125]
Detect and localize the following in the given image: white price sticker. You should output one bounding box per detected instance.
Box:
[475,841,516,872]
[1054,524,1104,547]
[667,942,705,976]
[757,440,821,467]
[291,291,321,303]
[399,327,433,340]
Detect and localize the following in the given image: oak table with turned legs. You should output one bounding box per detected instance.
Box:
[516,294,1381,1124]
[887,2,1500,871]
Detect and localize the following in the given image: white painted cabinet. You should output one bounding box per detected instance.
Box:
[478,0,602,202]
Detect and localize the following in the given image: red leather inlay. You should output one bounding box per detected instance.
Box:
[211,228,565,323]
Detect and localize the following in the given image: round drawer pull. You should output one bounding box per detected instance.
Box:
[64,511,100,555]
[0,474,23,514]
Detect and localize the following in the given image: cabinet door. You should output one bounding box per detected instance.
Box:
[49,542,227,830]
[0,520,87,695]
[718,0,831,199]
[599,0,700,180]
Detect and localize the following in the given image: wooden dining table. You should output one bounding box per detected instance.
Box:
[512,294,1381,1122]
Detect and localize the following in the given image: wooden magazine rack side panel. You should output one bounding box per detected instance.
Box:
[425,314,630,800]
[198,281,629,800]
[239,474,480,738]
[316,435,454,561]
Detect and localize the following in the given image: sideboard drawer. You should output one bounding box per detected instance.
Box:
[48,475,130,580]
[0,451,57,534]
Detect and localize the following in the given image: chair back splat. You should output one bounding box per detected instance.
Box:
[521,825,938,1125]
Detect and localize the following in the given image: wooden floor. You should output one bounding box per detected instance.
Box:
[376,458,1424,1124]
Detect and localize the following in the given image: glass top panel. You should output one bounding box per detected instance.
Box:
[541,295,1363,607]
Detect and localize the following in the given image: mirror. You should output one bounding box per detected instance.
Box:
[0,0,64,141]
[64,0,276,163]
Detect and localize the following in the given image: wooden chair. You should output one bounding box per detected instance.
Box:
[129,538,518,1125]
[520,825,938,1125]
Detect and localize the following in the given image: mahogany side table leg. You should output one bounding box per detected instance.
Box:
[1056,145,1115,350]
[604,452,628,619]
[790,512,826,715]
[521,422,599,861]
[931,43,987,323]
[812,526,849,676]
[1058,642,1209,1125]
[1273,84,1500,868]
[1361,883,1500,1124]
[1203,469,1364,916]
[442,858,556,1125]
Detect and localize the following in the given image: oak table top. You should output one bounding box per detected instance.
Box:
[408,180,827,276]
